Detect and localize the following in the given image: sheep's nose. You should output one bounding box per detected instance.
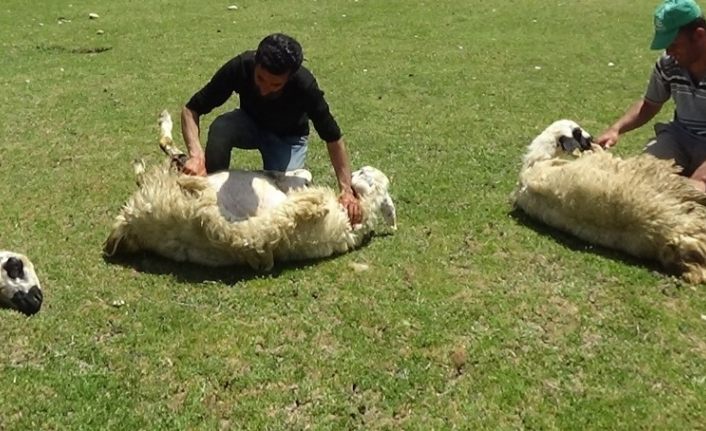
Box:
[11,286,43,316]
[3,257,24,279]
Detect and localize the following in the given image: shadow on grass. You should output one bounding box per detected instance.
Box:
[101,234,378,285]
[508,208,668,277]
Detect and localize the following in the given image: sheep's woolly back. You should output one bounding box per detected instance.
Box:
[515,137,706,283]
[104,164,394,270]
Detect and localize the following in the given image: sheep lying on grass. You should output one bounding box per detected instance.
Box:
[0,251,43,315]
[103,111,397,271]
[513,119,706,283]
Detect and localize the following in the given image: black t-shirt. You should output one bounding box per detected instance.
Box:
[186,51,342,142]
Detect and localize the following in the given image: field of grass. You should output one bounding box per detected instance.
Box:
[1,0,705,429]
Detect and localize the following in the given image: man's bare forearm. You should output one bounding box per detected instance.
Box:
[326,138,354,194]
[181,106,204,158]
[608,98,662,134]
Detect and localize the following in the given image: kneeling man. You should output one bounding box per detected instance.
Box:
[181,33,361,223]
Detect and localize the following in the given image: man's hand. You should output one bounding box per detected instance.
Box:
[182,155,207,176]
[339,190,362,225]
[595,128,620,148]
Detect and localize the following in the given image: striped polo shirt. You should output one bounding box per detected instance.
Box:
[646,54,706,137]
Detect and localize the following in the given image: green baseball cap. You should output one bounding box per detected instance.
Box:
[651,0,703,50]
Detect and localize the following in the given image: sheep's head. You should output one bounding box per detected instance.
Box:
[351,166,397,230]
[523,119,593,169]
[555,120,593,153]
[0,251,43,316]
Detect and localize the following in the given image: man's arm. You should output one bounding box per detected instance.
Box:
[181,106,207,176]
[596,98,663,148]
[180,55,246,176]
[326,138,362,225]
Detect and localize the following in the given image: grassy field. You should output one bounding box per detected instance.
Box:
[2,0,705,429]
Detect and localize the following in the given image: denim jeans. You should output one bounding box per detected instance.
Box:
[205,109,308,173]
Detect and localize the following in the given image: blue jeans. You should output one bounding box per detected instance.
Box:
[205,109,308,173]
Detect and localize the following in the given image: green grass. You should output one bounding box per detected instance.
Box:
[1,0,705,429]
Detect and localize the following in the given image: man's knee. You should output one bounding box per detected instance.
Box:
[261,135,308,171]
[205,121,235,173]
[206,116,234,147]
[286,145,308,170]
[204,111,256,173]
[644,137,672,158]
[644,132,688,169]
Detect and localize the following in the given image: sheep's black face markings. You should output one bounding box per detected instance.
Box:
[3,257,24,280]
[572,127,592,150]
[559,128,592,153]
[11,285,42,316]
[0,253,42,315]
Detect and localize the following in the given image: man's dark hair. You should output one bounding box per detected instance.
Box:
[255,33,304,75]
[680,17,706,39]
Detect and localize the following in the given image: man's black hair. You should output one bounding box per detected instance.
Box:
[255,33,304,75]
[680,16,706,38]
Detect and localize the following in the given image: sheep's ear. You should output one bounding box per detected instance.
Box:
[103,230,125,257]
[103,221,137,256]
[580,135,593,151]
[380,193,397,230]
[352,177,372,196]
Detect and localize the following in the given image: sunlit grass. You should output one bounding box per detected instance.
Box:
[1,0,704,429]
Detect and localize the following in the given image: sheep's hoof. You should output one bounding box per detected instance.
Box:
[132,159,146,174]
[158,110,172,130]
[132,159,146,186]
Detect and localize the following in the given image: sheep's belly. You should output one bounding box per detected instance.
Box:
[208,171,287,221]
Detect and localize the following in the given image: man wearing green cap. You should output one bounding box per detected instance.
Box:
[596,0,706,190]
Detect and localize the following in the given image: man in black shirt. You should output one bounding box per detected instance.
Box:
[181,33,361,224]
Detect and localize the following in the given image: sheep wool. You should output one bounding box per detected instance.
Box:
[104,111,396,271]
[514,119,706,283]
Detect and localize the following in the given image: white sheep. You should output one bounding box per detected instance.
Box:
[514,119,706,283]
[0,250,43,315]
[103,111,397,271]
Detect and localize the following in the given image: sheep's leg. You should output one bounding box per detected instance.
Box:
[245,250,275,272]
[380,192,397,230]
[158,110,188,169]
[133,159,146,187]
